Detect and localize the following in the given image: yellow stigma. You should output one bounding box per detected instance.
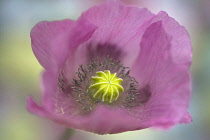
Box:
[89,70,124,103]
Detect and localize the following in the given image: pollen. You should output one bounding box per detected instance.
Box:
[89,70,124,103]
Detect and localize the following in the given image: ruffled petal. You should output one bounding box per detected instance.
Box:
[27,69,60,115]
[73,0,154,67]
[179,112,192,124]
[130,13,192,128]
[28,18,97,116]
[31,18,97,70]
[44,105,148,134]
[27,96,49,117]
[40,70,58,112]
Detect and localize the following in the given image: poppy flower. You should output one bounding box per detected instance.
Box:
[27,0,192,134]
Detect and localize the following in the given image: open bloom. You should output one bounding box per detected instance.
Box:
[27,0,192,134]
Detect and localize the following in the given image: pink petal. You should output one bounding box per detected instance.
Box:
[179,112,192,124]
[31,18,97,70]
[40,70,58,112]
[155,11,192,66]
[30,69,77,114]
[46,105,148,134]
[30,18,97,114]
[27,96,49,117]
[28,76,147,134]
[73,0,154,67]
[130,14,192,128]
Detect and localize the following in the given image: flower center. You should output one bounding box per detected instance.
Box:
[67,56,140,111]
[88,70,124,103]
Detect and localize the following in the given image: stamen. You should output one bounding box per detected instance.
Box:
[68,56,140,111]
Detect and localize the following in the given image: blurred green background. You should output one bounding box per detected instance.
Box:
[0,0,209,140]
